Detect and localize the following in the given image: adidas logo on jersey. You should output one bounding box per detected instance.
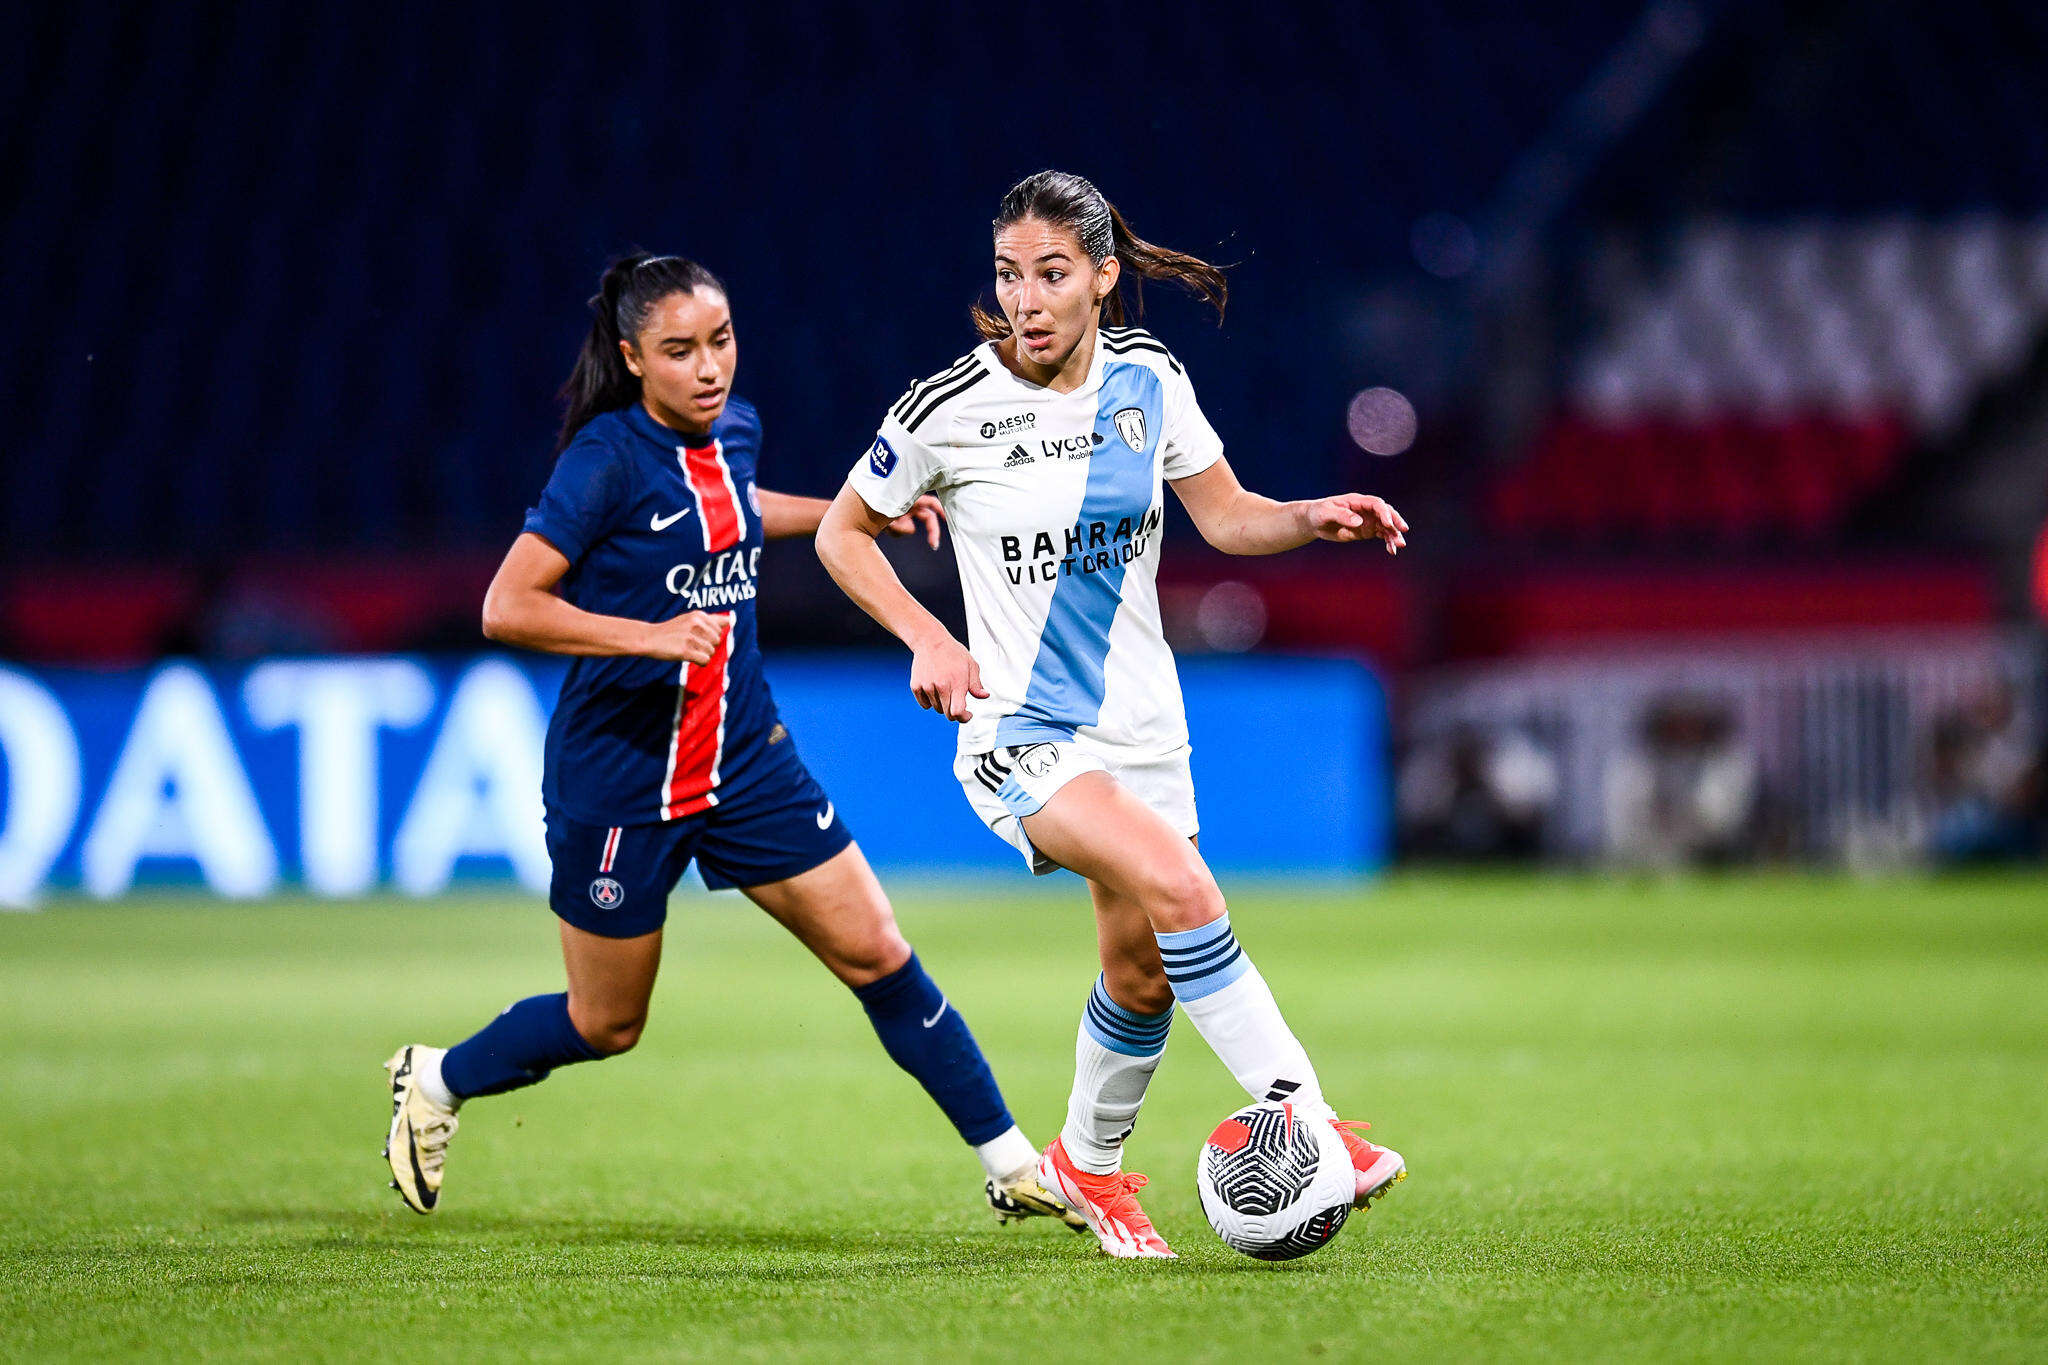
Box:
[1003,444,1035,468]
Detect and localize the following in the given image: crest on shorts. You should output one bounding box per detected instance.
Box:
[589,877,625,909]
[1016,743,1059,778]
[1114,407,1147,453]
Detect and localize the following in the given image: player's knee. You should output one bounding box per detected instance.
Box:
[874,923,913,975]
[838,921,913,985]
[1141,862,1226,934]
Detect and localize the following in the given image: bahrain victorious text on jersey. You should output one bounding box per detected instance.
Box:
[848,327,1224,760]
[524,399,781,825]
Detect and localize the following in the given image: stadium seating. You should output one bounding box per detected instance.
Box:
[0,1,1647,562]
[1489,219,2048,546]
[9,3,2041,664]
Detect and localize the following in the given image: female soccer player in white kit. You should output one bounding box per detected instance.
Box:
[817,171,1410,1257]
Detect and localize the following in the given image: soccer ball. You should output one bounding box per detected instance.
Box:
[1195,1101,1354,1261]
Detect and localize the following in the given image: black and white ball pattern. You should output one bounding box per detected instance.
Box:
[1203,1102,1321,1215]
[1196,1101,1355,1261]
[1243,1201,1351,1262]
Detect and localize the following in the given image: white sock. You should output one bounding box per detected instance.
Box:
[974,1124,1039,1182]
[417,1047,460,1111]
[1156,914,1334,1121]
[1059,976,1172,1175]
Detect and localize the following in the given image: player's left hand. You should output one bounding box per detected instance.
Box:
[885,495,945,550]
[1308,494,1407,553]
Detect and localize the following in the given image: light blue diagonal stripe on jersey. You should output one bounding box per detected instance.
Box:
[994,359,1161,748]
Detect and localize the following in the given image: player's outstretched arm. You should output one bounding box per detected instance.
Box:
[481,532,729,663]
[1170,457,1408,556]
[759,488,944,547]
[816,485,986,721]
[757,489,832,539]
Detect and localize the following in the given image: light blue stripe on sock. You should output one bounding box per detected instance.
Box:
[1156,917,1232,959]
[1081,976,1171,1056]
[1155,915,1251,1001]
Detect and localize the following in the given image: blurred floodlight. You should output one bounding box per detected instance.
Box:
[1411,212,1479,279]
[1347,387,1418,455]
[1195,582,1267,653]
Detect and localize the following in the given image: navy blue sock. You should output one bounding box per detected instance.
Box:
[852,952,1014,1146]
[440,992,605,1100]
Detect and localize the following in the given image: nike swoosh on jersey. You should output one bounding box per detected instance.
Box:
[650,508,693,531]
[815,803,834,829]
[921,998,949,1028]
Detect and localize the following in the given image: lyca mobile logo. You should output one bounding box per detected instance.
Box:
[979,412,1036,440]
[1041,433,1104,460]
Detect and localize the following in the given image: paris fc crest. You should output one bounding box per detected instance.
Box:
[1016,743,1060,778]
[589,877,625,909]
[1114,406,1147,452]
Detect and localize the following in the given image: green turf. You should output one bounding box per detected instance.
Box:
[2,872,2044,1361]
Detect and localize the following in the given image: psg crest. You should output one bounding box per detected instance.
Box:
[1114,406,1147,452]
[589,877,625,909]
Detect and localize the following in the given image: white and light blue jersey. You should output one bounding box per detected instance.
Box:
[849,327,1223,759]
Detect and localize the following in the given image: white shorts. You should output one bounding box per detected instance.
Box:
[955,740,1199,875]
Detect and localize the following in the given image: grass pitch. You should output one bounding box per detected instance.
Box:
[1,871,2044,1361]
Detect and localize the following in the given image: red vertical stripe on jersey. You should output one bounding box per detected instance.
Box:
[681,439,742,552]
[656,440,742,819]
[660,616,733,820]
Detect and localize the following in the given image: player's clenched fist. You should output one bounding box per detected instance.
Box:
[1306,493,1408,553]
[909,633,988,722]
[643,611,731,664]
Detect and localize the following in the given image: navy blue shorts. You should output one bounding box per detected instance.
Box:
[547,753,853,938]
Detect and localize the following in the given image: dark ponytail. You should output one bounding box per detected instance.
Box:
[557,251,727,451]
[971,170,1228,342]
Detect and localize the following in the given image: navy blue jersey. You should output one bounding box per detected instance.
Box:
[523,399,780,826]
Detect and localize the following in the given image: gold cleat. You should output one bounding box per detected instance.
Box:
[986,1169,1091,1233]
[383,1045,459,1214]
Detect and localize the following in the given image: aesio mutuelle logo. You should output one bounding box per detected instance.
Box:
[979,412,1036,440]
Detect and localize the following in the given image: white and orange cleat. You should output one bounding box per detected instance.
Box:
[1334,1119,1406,1209]
[1037,1137,1176,1259]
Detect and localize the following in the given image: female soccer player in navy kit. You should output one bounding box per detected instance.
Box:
[818,173,1411,1257]
[382,253,1079,1232]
